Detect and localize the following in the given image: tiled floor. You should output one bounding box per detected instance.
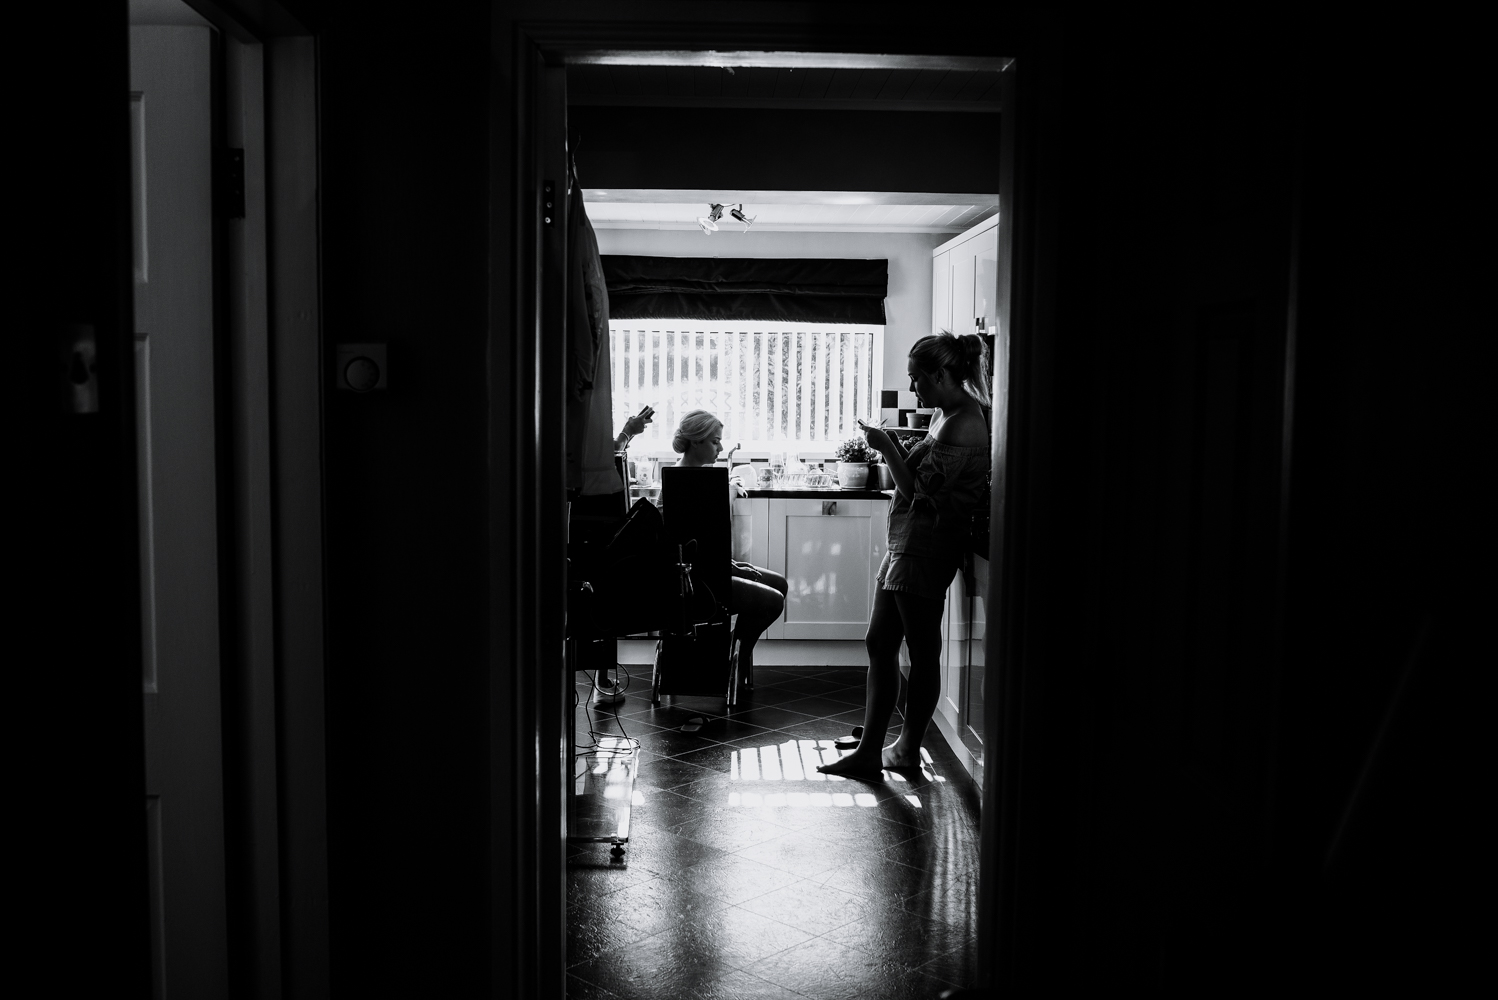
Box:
[568,662,980,1000]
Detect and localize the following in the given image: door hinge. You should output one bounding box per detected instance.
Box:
[543,181,555,227]
[217,147,245,219]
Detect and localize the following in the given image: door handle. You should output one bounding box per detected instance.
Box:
[60,324,98,414]
[822,501,837,515]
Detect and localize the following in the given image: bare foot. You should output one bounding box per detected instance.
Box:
[881,743,923,770]
[816,751,885,781]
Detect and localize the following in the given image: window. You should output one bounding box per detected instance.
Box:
[609,320,882,455]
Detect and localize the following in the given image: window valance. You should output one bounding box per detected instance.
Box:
[601,255,888,325]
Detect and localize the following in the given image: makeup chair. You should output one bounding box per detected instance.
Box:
[565,470,745,708]
[650,466,745,707]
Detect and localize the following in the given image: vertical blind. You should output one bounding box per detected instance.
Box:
[610,320,880,451]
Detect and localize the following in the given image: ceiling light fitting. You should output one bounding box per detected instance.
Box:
[699,203,754,234]
[696,203,723,234]
[729,205,756,233]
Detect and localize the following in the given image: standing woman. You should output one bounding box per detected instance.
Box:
[820,332,991,778]
[672,410,790,683]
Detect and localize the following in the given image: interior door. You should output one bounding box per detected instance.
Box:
[130,25,231,998]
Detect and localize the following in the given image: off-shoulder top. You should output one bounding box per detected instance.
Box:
[885,436,990,559]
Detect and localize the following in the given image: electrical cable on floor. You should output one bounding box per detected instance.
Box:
[572,684,599,753]
[602,668,638,755]
[573,668,640,760]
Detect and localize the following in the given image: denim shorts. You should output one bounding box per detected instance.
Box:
[876,550,959,602]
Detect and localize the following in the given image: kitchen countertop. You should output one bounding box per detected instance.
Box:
[741,488,891,500]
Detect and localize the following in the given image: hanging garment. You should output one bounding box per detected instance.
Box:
[565,169,622,494]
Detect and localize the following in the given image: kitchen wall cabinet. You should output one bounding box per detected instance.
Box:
[737,496,890,640]
[931,215,999,340]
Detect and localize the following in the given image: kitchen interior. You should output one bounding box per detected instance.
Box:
[565,60,1003,1000]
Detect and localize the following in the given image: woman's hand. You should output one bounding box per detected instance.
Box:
[622,406,654,439]
[861,425,895,455]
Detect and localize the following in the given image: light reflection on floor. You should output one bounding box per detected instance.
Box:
[567,664,980,1000]
[723,741,942,809]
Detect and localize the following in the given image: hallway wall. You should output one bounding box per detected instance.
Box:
[311,1,493,993]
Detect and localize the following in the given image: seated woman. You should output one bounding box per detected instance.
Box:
[819,331,991,779]
[671,409,788,680]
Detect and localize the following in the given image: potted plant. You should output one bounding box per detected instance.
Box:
[834,437,876,488]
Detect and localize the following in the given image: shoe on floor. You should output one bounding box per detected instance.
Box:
[833,725,864,750]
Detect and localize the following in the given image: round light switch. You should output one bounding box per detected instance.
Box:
[345,356,381,392]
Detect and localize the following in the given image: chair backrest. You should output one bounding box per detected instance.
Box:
[660,465,731,616]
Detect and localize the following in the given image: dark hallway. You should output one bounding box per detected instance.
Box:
[16,2,1482,999]
[568,664,980,999]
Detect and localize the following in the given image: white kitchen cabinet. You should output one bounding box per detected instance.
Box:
[963,554,989,755]
[759,498,889,640]
[932,215,999,339]
[733,497,770,569]
[932,248,953,337]
[937,569,969,731]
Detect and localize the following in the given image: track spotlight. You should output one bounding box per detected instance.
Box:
[697,203,724,234]
[729,204,756,233]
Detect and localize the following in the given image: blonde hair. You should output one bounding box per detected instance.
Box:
[909,331,991,407]
[672,410,723,453]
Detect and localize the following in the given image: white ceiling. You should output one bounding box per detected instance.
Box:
[582,190,997,234]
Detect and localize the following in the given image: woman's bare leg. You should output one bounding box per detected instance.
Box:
[818,588,904,779]
[882,591,945,768]
[731,573,786,681]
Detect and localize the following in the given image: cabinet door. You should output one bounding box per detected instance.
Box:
[931,249,952,336]
[937,570,967,730]
[734,497,770,569]
[972,226,999,332]
[934,224,994,338]
[951,248,976,338]
[771,499,888,640]
[760,499,787,638]
[964,554,989,752]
